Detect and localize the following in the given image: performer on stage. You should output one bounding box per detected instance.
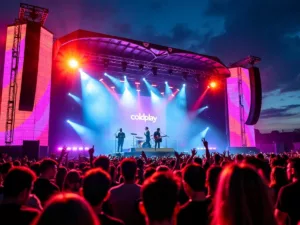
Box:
[153,128,161,150]
[116,128,125,152]
[144,127,151,148]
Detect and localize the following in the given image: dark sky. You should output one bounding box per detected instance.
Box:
[0,0,300,132]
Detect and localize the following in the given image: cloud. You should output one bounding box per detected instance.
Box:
[260,104,300,119]
[205,0,300,92]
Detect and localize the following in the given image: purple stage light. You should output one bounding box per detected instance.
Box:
[84,147,89,151]
[58,147,63,151]
[66,147,71,151]
[78,147,83,151]
[72,147,78,151]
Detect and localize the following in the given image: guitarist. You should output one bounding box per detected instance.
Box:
[153,128,162,150]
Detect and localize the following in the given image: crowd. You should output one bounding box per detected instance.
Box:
[0,140,300,225]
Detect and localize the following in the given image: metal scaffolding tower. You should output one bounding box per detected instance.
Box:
[5,19,21,144]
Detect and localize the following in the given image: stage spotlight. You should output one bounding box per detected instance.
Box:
[124,75,127,79]
[137,89,141,92]
[68,93,71,96]
[161,92,164,95]
[99,78,103,82]
[122,61,127,72]
[104,72,108,76]
[139,64,144,71]
[183,84,186,87]
[152,67,158,76]
[143,78,146,81]
[209,81,217,88]
[68,58,79,69]
[177,88,180,91]
[66,119,70,123]
[165,81,168,84]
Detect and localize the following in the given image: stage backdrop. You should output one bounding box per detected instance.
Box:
[49,67,228,154]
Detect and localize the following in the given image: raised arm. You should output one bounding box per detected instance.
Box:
[88,146,95,168]
[187,148,197,165]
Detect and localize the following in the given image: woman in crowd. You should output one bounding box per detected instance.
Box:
[212,163,277,225]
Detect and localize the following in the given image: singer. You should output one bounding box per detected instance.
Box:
[116,128,126,152]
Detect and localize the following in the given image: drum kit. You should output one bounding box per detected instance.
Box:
[130,132,169,148]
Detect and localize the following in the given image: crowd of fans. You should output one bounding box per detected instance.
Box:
[0,140,300,225]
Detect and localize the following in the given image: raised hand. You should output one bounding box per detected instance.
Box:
[88,146,94,156]
[191,148,197,156]
[203,139,208,148]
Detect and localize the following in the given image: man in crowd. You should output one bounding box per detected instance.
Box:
[140,172,180,225]
[177,164,210,225]
[0,167,40,225]
[109,158,143,225]
[82,168,124,225]
[275,158,300,225]
[32,158,59,206]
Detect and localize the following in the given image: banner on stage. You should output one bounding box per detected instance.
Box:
[130,113,157,123]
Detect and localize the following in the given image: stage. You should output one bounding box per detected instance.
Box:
[0,5,261,157]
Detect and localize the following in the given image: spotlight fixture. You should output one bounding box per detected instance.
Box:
[99,78,103,82]
[139,64,144,71]
[68,58,79,69]
[143,78,146,81]
[152,67,158,76]
[151,84,157,87]
[183,84,186,87]
[165,81,168,84]
[122,61,127,72]
[124,75,127,79]
[209,81,217,89]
